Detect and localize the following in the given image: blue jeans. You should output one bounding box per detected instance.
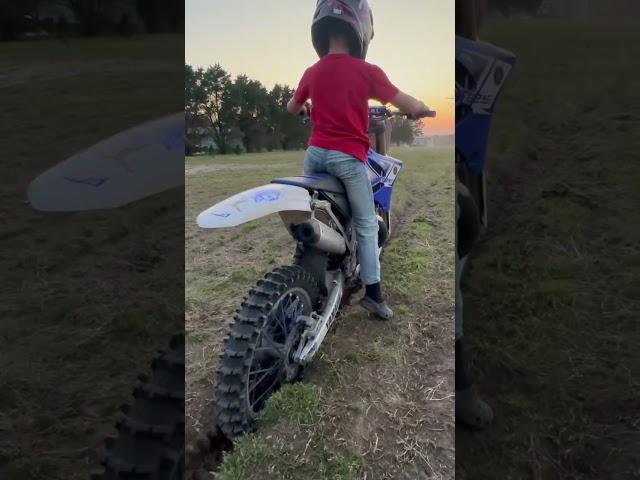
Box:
[303,146,380,285]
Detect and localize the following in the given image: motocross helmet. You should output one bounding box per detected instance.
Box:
[311,0,374,60]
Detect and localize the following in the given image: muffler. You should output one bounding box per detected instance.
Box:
[295,218,346,255]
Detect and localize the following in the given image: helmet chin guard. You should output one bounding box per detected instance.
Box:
[311,0,374,60]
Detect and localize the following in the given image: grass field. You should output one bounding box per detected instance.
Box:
[0,36,183,479]
[456,20,640,479]
[185,146,455,479]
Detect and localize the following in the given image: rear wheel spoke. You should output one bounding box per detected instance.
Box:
[249,364,280,377]
[250,375,281,408]
[253,346,283,359]
[278,298,288,336]
[248,364,280,394]
[259,330,286,356]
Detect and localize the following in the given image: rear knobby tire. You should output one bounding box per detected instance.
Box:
[92,335,185,480]
[215,265,320,439]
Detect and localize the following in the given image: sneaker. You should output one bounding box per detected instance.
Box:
[359,295,393,320]
[456,384,494,429]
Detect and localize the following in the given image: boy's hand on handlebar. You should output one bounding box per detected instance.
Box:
[389,92,436,119]
[406,105,436,120]
[299,102,311,117]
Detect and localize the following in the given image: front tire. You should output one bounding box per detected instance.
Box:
[215,266,320,439]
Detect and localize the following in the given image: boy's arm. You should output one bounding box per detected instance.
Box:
[286,97,306,115]
[389,91,430,117]
[288,68,311,115]
[369,65,429,116]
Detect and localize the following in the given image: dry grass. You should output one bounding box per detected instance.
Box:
[186,147,455,478]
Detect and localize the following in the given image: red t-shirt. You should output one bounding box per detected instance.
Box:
[293,54,399,162]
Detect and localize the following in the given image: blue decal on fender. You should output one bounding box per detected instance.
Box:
[63,176,108,187]
[212,212,231,218]
[253,190,280,203]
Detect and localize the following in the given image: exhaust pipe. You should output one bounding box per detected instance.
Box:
[295,218,346,255]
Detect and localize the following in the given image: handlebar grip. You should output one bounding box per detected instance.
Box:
[407,110,436,120]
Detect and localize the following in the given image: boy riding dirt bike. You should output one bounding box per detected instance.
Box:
[287,0,431,320]
[197,0,435,439]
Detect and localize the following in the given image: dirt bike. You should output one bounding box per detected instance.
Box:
[455,34,515,240]
[197,106,435,439]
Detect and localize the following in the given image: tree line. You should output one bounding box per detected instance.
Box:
[185,63,310,155]
[185,63,424,156]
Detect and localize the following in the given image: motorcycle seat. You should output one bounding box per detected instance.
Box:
[271,174,345,194]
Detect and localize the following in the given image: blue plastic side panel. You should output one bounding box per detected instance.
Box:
[366,148,403,213]
[374,186,393,212]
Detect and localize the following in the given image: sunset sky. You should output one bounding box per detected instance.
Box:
[186,1,454,136]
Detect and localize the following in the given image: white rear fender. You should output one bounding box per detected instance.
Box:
[197,183,311,228]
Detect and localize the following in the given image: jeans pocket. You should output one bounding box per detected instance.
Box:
[303,147,323,174]
[328,156,363,180]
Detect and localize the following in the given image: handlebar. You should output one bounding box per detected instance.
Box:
[369,106,436,120]
[298,105,436,122]
[406,110,437,120]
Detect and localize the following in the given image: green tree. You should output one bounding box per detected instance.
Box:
[268,84,310,150]
[184,63,310,154]
[228,75,271,153]
[188,64,235,154]
[391,118,423,146]
[266,84,286,150]
[184,64,198,120]
[184,64,200,155]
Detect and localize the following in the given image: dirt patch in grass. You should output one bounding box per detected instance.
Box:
[186,147,455,478]
[300,157,455,480]
[216,384,361,480]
